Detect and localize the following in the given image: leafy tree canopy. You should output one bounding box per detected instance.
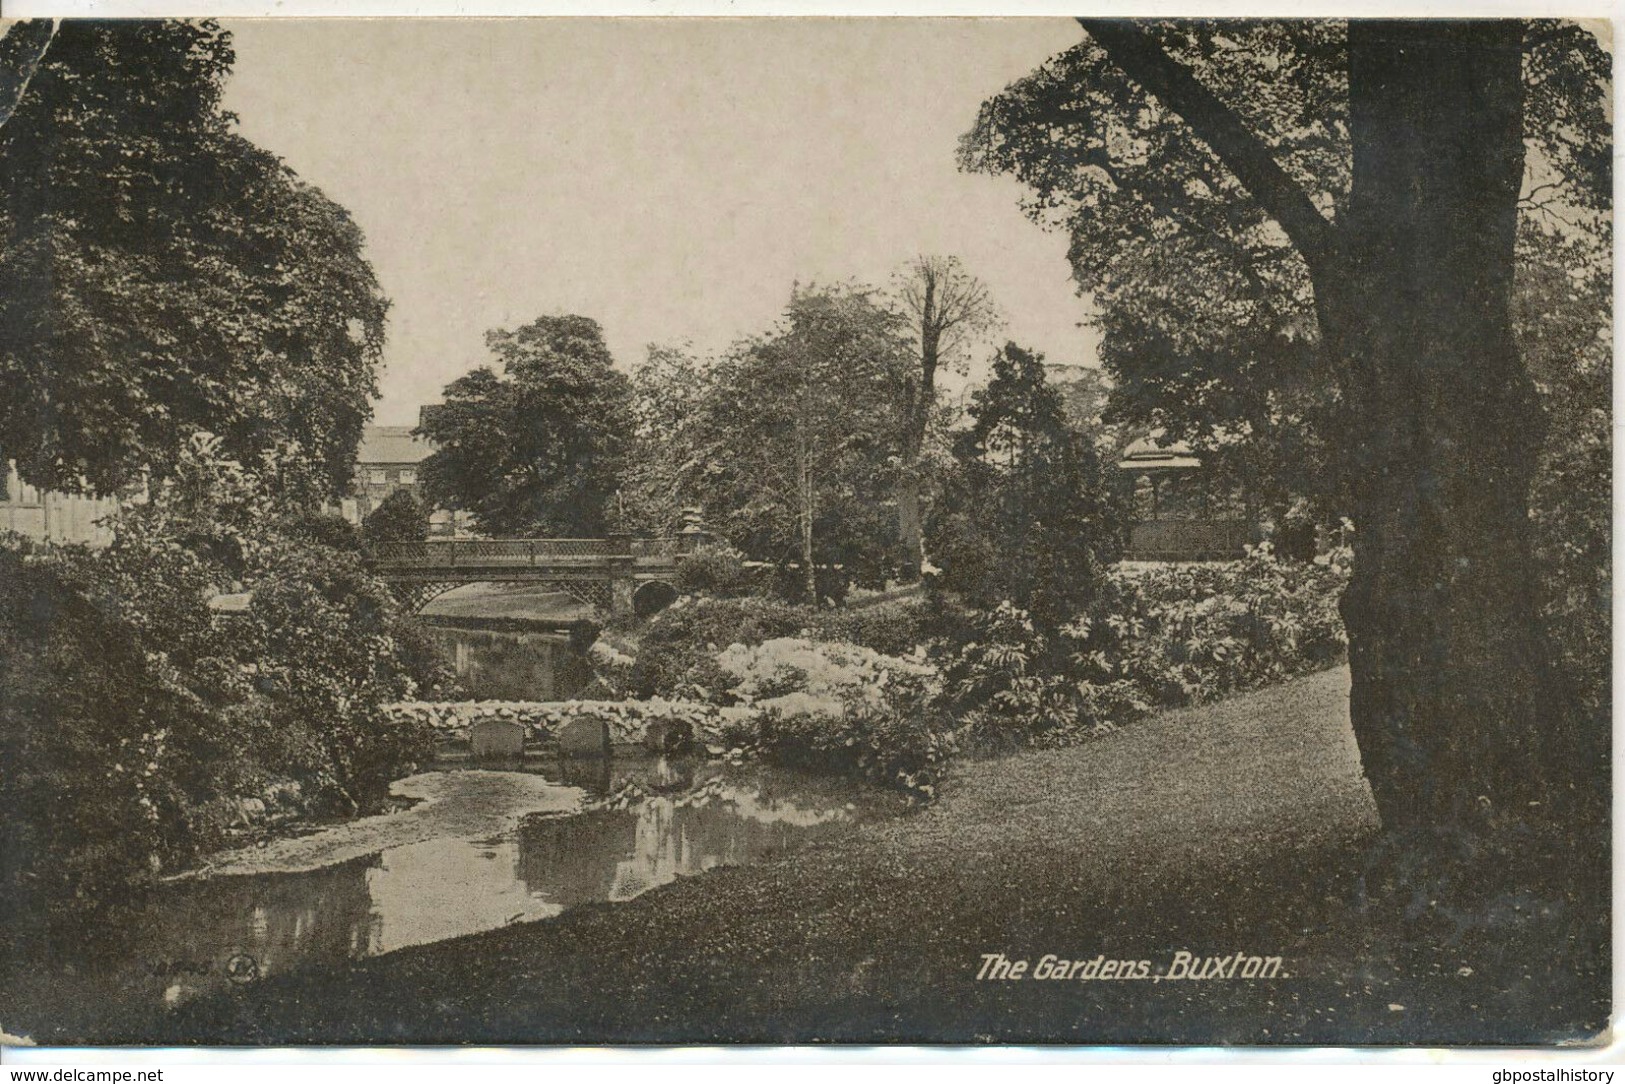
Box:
[619,342,713,537]
[961,19,1613,836]
[0,20,389,501]
[683,284,914,598]
[362,489,430,547]
[929,342,1123,629]
[960,20,1608,512]
[417,314,634,537]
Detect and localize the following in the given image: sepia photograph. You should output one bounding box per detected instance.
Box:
[0,14,1611,1049]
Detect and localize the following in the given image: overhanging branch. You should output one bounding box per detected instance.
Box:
[0,19,56,134]
[1076,18,1338,272]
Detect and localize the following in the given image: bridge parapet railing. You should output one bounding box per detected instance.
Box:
[368,537,691,566]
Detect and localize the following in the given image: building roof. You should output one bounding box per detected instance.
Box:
[1118,430,1203,471]
[357,426,436,465]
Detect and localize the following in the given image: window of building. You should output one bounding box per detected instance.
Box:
[368,468,388,486]
[398,469,417,485]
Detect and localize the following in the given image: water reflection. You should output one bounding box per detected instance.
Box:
[426,625,592,700]
[30,758,889,1020]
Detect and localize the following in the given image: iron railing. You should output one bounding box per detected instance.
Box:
[367,536,692,567]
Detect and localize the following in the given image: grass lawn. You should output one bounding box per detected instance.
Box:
[50,667,1612,1046]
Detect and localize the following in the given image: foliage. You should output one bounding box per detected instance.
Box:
[960,19,1611,831]
[0,20,387,499]
[938,549,1348,747]
[362,488,430,547]
[110,431,282,581]
[620,343,712,536]
[680,284,914,600]
[418,314,634,537]
[928,342,1125,629]
[714,636,933,708]
[234,547,436,805]
[748,670,958,801]
[386,697,751,747]
[811,596,935,658]
[0,445,444,923]
[672,543,753,599]
[1517,222,1612,742]
[281,510,363,555]
[959,20,1607,519]
[0,541,219,930]
[627,595,810,700]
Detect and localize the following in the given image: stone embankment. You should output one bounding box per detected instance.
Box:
[382,697,755,750]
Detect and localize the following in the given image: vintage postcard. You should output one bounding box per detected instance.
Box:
[0,15,1610,1049]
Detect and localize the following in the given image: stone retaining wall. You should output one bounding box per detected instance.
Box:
[383,698,755,746]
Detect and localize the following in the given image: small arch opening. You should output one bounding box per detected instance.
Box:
[632,579,679,617]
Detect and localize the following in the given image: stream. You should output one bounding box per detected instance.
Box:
[11,755,900,1026]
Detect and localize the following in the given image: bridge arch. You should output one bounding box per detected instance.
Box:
[632,579,679,617]
[365,537,690,617]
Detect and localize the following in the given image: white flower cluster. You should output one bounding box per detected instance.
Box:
[715,636,934,718]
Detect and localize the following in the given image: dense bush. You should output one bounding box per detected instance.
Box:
[808,596,935,657]
[0,544,217,930]
[0,444,446,925]
[281,510,363,554]
[926,343,1125,630]
[768,562,853,606]
[748,670,957,801]
[672,544,753,598]
[234,548,438,806]
[609,548,1346,797]
[938,602,1134,748]
[628,595,809,699]
[362,489,429,546]
[939,548,1349,747]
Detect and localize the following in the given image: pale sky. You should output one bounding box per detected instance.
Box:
[223,18,1101,426]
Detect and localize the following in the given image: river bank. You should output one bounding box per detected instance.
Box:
[35,666,1609,1046]
[0,754,901,1042]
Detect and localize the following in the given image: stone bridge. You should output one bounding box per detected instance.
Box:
[365,536,696,616]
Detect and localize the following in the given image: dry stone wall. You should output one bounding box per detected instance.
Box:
[383,698,755,747]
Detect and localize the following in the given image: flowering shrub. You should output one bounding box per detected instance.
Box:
[715,637,933,707]
[1095,548,1348,706]
[627,595,811,699]
[748,668,957,801]
[937,548,1348,747]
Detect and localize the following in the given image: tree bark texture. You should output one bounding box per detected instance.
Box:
[1078,19,1583,834]
[1319,21,1559,830]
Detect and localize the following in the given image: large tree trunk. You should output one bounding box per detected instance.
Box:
[1315,21,1558,834]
